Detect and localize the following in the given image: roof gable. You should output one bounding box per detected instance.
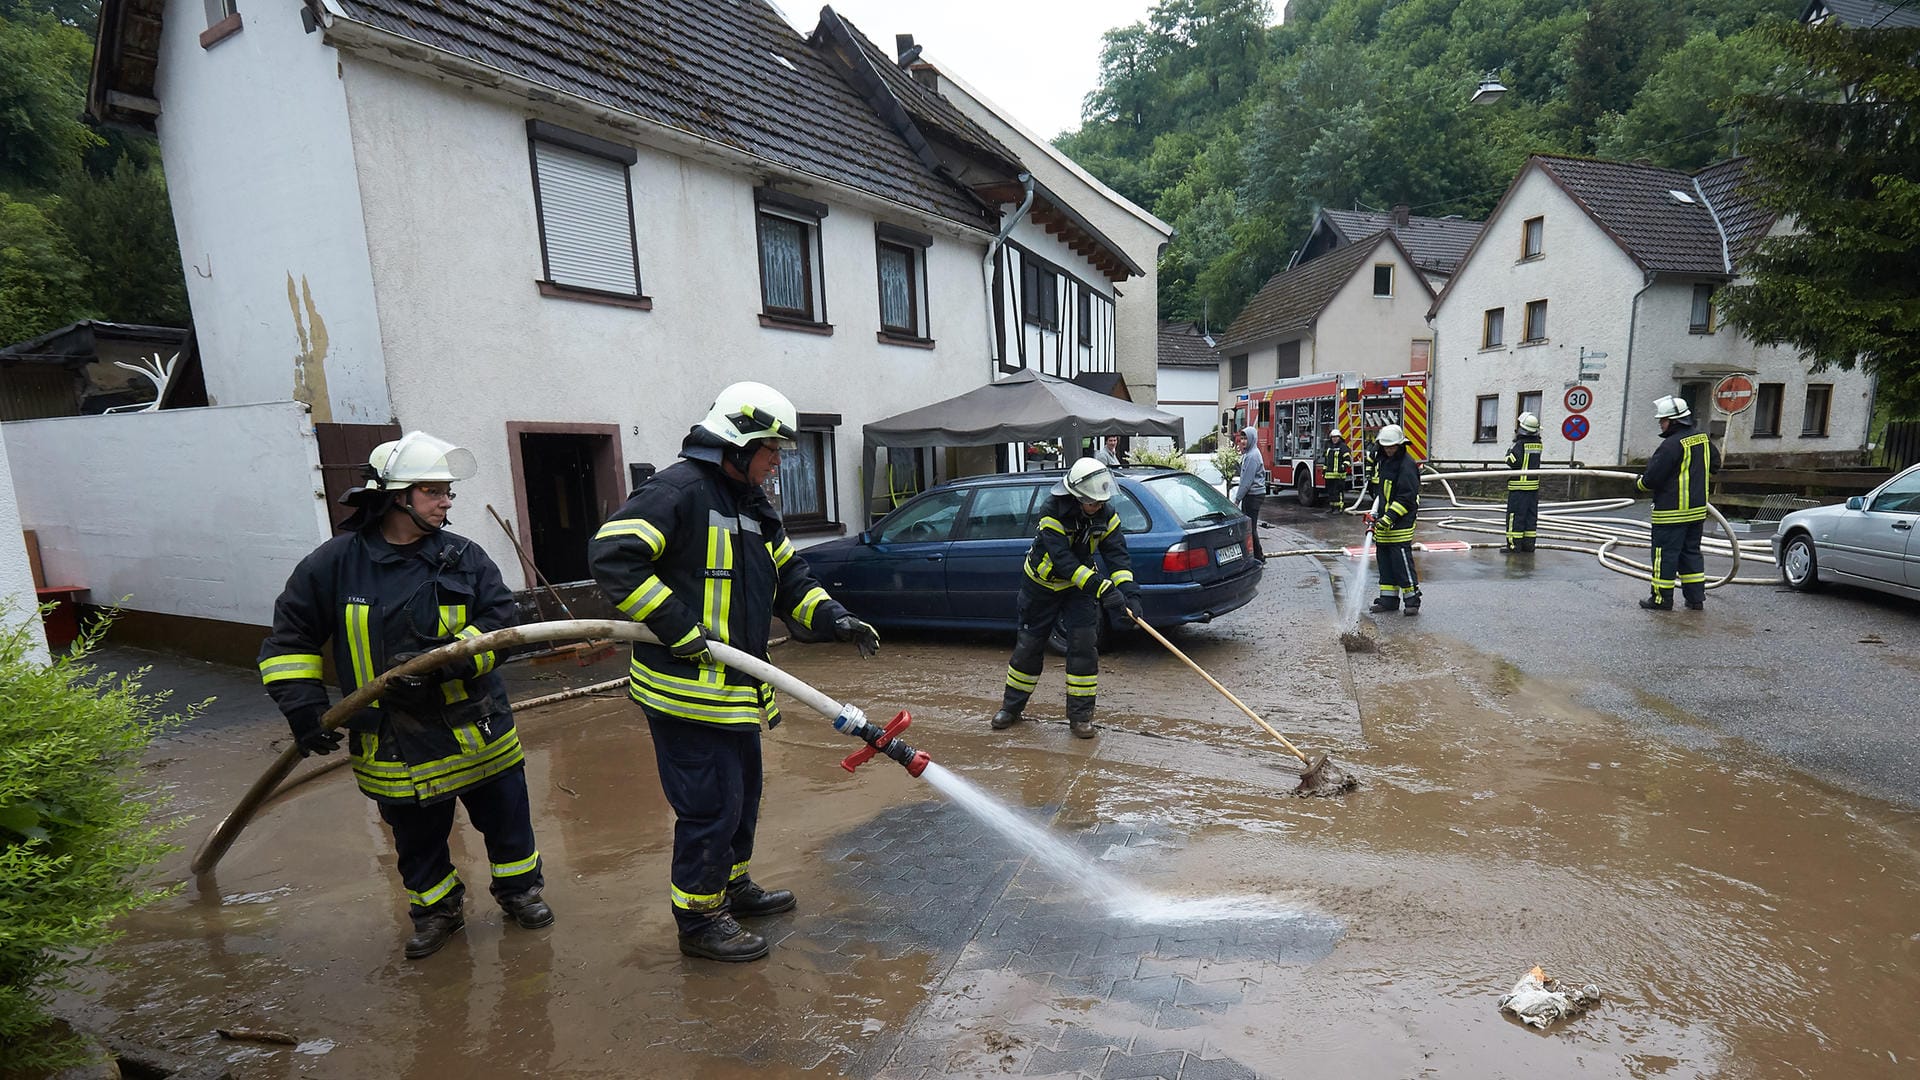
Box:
[1221,231,1430,349]
[1317,208,1484,275]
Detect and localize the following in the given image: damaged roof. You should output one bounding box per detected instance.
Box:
[1317,210,1483,276]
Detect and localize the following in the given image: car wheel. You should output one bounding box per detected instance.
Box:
[1779,533,1822,592]
[1294,466,1320,507]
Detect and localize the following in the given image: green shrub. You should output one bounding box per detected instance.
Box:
[1128,446,1187,469]
[0,612,190,1073]
[1213,445,1243,483]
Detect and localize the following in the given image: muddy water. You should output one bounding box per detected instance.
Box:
[64,612,1920,1078]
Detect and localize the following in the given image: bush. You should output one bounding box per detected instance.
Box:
[0,612,190,1073]
[1128,446,1187,469]
[1213,444,1243,484]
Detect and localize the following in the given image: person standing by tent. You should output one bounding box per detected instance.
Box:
[1504,412,1545,553]
[588,381,880,963]
[1367,424,1422,615]
[990,458,1141,740]
[1233,426,1268,560]
[258,432,552,961]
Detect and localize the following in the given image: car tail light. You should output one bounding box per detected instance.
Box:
[1162,542,1210,573]
[1244,533,1254,556]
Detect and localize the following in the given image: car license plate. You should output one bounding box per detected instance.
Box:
[1217,543,1243,564]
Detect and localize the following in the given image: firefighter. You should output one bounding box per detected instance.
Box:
[1367,424,1422,615]
[1504,412,1545,552]
[588,381,880,963]
[1321,423,1351,514]
[1636,395,1721,611]
[991,458,1141,740]
[259,432,552,961]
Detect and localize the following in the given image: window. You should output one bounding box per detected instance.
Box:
[1690,284,1717,333]
[1113,488,1153,533]
[874,488,966,544]
[756,187,829,328]
[1228,354,1248,390]
[1522,216,1544,259]
[528,121,644,303]
[200,0,241,47]
[1518,391,1542,423]
[203,0,236,21]
[1802,384,1832,437]
[1476,395,1500,442]
[875,223,931,343]
[1482,308,1505,349]
[1753,383,1784,437]
[1679,381,1709,421]
[960,485,1041,541]
[1021,258,1060,329]
[1276,340,1301,380]
[1523,299,1548,343]
[1373,264,1394,297]
[1410,339,1432,372]
[774,425,837,527]
[1077,288,1093,346]
[1869,471,1920,513]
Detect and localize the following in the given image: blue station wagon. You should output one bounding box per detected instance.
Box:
[801,467,1264,634]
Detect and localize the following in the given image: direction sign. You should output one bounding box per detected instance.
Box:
[1562,414,1590,442]
[1564,385,1594,413]
[1714,373,1757,415]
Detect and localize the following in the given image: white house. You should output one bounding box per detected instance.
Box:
[60,0,1146,648]
[1427,155,1874,467]
[1213,230,1437,406]
[1154,321,1222,453]
[0,436,45,663]
[1295,205,1484,292]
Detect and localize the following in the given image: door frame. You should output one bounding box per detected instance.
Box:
[505,421,623,587]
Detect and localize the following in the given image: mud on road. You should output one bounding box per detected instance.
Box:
[62,524,1920,1079]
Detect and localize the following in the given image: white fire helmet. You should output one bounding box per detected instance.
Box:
[1376,424,1407,448]
[1653,395,1692,421]
[1057,458,1115,503]
[1517,411,1541,434]
[699,381,800,448]
[365,431,477,491]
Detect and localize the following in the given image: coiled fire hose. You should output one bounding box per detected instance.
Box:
[189,620,929,875]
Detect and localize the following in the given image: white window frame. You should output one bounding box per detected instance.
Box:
[1522,299,1548,344]
[1522,216,1544,259]
[1475,395,1500,443]
[874,222,931,343]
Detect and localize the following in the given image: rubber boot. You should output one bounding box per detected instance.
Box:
[1369,596,1399,614]
[1639,594,1673,611]
[498,887,555,929]
[1402,591,1421,617]
[990,708,1020,730]
[404,900,466,960]
[727,879,796,918]
[1067,701,1097,739]
[1684,599,1704,611]
[679,914,769,962]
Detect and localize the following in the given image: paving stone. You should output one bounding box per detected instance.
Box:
[1178,1056,1261,1080]
[886,1039,950,1070]
[1069,952,1144,978]
[1173,978,1243,1008]
[1010,950,1079,976]
[1192,959,1268,984]
[1151,1005,1218,1031]
[1054,1023,1131,1052]
[1026,1045,1114,1076]
[950,944,1018,972]
[1107,973,1181,1007]
[1100,1049,1188,1078]
[1093,932,1162,958]
[1048,973,1119,1000]
[1133,955,1198,980]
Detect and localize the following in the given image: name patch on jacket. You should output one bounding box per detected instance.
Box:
[703,568,734,580]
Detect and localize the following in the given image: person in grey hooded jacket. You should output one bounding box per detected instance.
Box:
[1233,425,1268,560]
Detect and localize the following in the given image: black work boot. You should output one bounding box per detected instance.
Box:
[679,914,769,962]
[1684,599,1705,611]
[1369,596,1399,614]
[727,879,796,918]
[498,887,555,929]
[1402,593,1422,616]
[1068,710,1097,739]
[990,708,1021,730]
[404,901,466,960]
[1639,594,1673,611]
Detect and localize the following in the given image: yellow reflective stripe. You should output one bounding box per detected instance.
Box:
[671,883,725,911]
[703,525,734,645]
[729,860,750,882]
[1038,517,1065,534]
[440,679,470,704]
[1375,525,1416,542]
[1109,569,1134,585]
[794,586,829,628]
[1387,502,1410,517]
[409,871,461,907]
[1065,673,1098,697]
[1071,565,1095,588]
[345,603,375,689]
[1651,508,1707,523]
[769,537,795,568]
[630,660,761,702]
[436,605,468,636]
[595,517,666,556]
[1005,666,1039,690]
[1024,561,1071,590]
[412,734,526,800]
[493,851,540,878]
[618,575,674,620]
[627,681,766,725]
[259,653,324,684]
[412,726,516,781]
[454,625,496,676]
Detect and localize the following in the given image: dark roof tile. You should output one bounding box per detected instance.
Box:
[1535,154,1769,276]
[1158,321,1219,368]
[1321,209,1483,274]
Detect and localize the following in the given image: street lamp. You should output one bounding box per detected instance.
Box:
[1470,71,1508,105]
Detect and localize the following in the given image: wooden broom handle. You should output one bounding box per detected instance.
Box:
[1127,612,1311,765]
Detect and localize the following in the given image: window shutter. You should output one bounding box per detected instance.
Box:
[534,141,638,295]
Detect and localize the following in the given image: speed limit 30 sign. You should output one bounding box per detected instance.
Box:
[1564,385,1593,413]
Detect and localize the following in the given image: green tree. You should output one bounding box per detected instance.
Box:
[1593,29,1791,168]
[0,617,189,1073]
[0,191,93,343]
[52,156,190,327]
[1720,22,1920,413]
[0,4,101,189]
[1564,0,1681,145]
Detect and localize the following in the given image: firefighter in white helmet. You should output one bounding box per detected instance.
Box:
[1504,412,1545,553]
[1367,424,1423,614]
[588,381,879,963]
[1636,395,1720,610]
[259,431,553,960]
[991,456,1141,739]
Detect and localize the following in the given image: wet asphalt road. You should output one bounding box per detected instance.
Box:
[1261,497,1920,809]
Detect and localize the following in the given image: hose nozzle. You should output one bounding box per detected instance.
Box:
[837,708,931,778]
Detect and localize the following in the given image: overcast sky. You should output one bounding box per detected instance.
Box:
[776,0,1161,142]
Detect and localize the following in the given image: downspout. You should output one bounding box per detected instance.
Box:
[984,172,1035,371]
[1615,272,1659,466]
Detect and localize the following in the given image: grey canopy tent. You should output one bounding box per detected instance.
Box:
[860,369,1186,523]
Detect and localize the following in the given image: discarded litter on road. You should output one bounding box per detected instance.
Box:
[1498,966,1602,1029]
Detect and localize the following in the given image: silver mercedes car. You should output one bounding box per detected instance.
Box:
[1773,463,1920,601]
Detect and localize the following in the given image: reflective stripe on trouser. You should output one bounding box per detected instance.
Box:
[1000,583,1100,723]
[1649,521,1706,603]
[647,709,762,933]
[375,765,541,922]
[1505,489,1539,550]
[1375,540,1421,600]
[1325,479,1346,509]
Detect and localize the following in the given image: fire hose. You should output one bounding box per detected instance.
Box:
[189,620,930,876]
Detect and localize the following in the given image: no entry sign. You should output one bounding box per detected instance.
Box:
[1714,373,1757,415]
[1564,385,1593,413]
[1562,414,1590,442]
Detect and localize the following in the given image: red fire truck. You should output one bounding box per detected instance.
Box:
[1229,371,1430,505]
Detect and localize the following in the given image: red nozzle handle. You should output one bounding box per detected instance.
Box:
[840,710,912,774]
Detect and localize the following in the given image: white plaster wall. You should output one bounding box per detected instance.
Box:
[1,403,331,624]
[999,219,1117,380]
[338,61,1000,581]
[153,0,390,422]
[1153,365,1222,452]
[1313,246,1435,376]
[1430,168,1643,464]
[0,434,46,661]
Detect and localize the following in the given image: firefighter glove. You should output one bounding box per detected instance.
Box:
[834,615,881,659]
[286,704,342,758]
[670,628,715,667]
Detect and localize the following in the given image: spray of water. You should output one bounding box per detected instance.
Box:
[918,762,1303,925]
[1340,531,1375,632]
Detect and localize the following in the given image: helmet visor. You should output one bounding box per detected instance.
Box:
[728,407,799,448]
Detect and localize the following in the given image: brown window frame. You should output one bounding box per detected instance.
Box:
[776,415,842,531]
[1801,384,1832,437]
[1753,383,1784,437]
[875,241,919,337]
[755,187,830,330]
[1077,288,1093,346]
[1021,257,1061,331]
[1522,299,1548,344]
[1689,283,1717,334]
[1228,353,1249,391]
[1475,395,1501,443]
[1521,216,1544,259]
[1482,307,1505,349]
[758,212,816,322]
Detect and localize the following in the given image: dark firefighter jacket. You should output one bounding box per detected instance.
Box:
[1321,440,1351,480]
[1022,493,1138,598]
[588,449,846,728]
[1371,449,1421,543]
[259,528,519,805]
[1637,422,1720,524]
[1505,435,1544,491]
